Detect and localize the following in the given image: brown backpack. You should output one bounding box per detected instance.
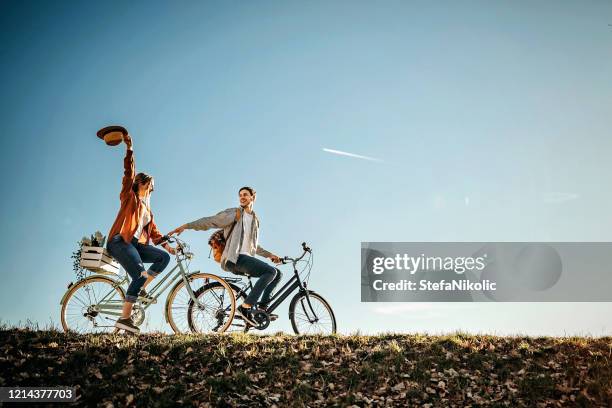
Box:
[208,209,241,263]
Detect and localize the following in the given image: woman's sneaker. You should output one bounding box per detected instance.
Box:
[138,289,156,304]
[115,317,140,334]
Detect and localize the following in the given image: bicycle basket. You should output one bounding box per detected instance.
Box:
[80,246,120,275]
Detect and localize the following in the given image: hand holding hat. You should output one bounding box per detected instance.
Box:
[97,125,129,146]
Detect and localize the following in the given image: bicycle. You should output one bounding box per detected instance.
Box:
[187,242,337,335]
[60,236,236,334]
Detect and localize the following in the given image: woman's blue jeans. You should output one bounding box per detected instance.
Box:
[106,234,170,303]
[226,254,282,306]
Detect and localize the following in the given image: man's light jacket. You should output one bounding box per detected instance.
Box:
[185,207,273,271]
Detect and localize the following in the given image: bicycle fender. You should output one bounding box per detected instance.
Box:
[288,289,319,319]
[59,283,74,305]
[59,275,124,305]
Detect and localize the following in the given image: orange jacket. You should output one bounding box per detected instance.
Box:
[107,149,164,246]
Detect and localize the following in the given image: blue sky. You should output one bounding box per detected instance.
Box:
[1,1,611,335]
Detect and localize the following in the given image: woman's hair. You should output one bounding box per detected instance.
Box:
[133,172,154,193]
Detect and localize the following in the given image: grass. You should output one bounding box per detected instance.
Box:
[0,327,611,406]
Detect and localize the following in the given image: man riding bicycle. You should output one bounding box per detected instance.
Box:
[169,187,282,325]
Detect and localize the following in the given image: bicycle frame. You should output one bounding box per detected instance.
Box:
[264,269,304,312]
[88,254,205,322]
[231,250,322,323]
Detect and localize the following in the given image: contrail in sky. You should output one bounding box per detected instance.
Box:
[543,192,580,203]
[322,147,383,162]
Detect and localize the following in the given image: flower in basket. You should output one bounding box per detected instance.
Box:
[73,231,111,281]
[93,231,106,247]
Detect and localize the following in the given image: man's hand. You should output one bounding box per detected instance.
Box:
[124,133,133,150]
[163,243,176,255]
[168,225,186,236]
[270,255,282,264]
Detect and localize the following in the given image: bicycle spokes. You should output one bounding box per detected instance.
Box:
[188,285,234,333]
[291,292,336,335]
[62,277,125,334]
[299,297,318,323]
[167,276,215,333]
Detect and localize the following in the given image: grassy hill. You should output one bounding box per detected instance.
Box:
[1,328,611,407]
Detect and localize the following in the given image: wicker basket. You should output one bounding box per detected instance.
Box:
[80,246,120,275]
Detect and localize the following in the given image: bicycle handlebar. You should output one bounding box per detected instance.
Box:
[162,235,182,246]
[161,235,194,259]
[281,242,312,264]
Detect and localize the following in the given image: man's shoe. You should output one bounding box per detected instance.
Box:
[235,304,258,326]
[115,317,140,334]
[257,304,278,321]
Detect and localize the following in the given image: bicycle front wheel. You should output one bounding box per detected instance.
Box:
[165,273,236,334]
[60,275,125,334]
[289,290,337,335]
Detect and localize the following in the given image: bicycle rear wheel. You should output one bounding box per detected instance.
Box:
[289,290,336,335]
[188,282,249,333]
[166,273,236,334]
[60,276,125,334]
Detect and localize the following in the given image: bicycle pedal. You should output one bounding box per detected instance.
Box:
[138,296,156,304]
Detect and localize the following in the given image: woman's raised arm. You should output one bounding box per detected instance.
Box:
[119,134,135,199]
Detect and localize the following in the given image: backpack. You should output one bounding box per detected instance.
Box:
[208,209,241,263]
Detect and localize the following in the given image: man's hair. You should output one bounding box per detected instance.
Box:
[239,186,256,196]
[133,172,154,193]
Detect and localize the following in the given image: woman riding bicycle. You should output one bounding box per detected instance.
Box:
[106,133,176,334]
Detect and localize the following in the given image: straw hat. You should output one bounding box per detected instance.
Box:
[97,125,128,146]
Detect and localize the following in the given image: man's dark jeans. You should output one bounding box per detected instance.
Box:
[226,254,282,306]
[107,234,171,303]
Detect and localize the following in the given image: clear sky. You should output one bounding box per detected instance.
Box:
[1,1,611,335]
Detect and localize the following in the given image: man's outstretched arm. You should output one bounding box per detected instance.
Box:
[169,208,237,236]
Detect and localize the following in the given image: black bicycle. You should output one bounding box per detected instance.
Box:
[187,242,337,335]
